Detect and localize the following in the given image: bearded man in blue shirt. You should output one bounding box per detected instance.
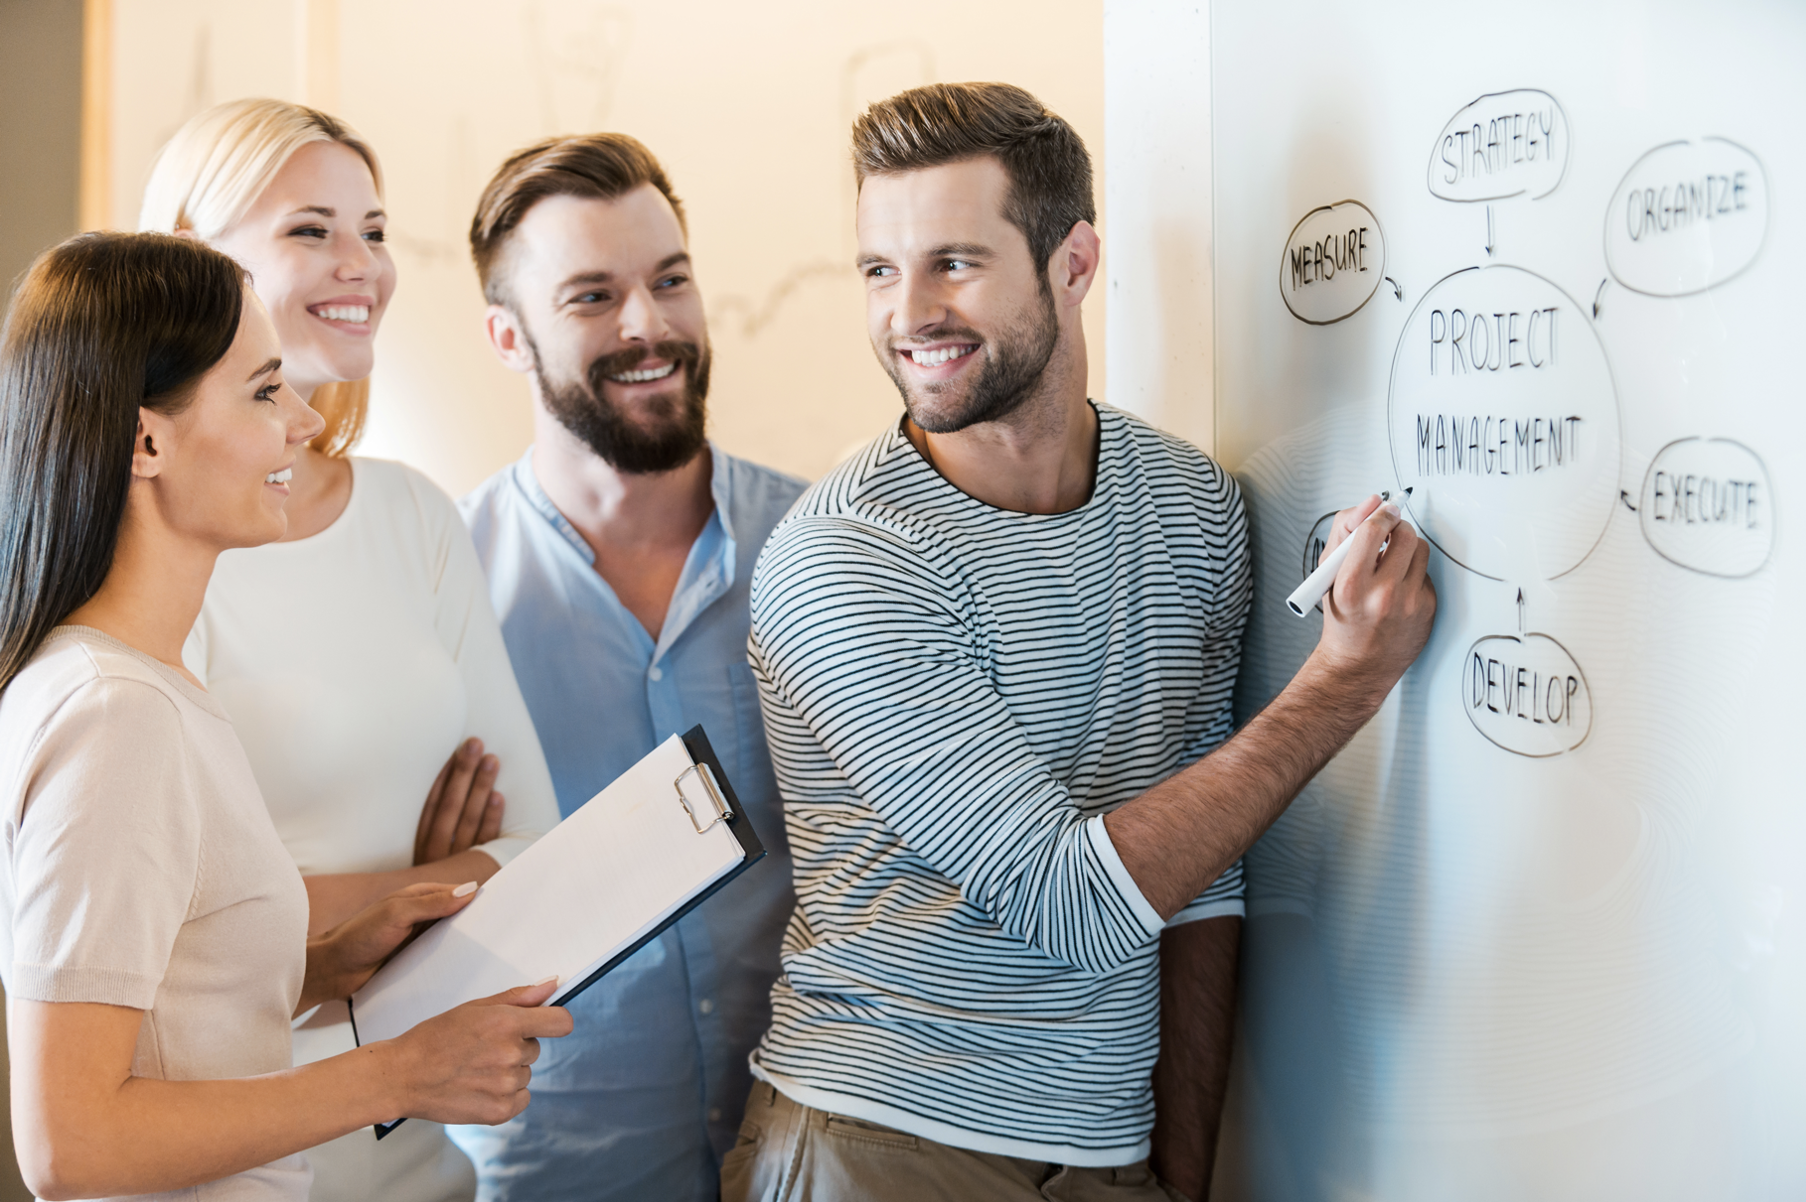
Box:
[453,133,806,1201]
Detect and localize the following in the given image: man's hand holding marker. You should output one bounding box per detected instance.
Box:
[1287,488,1415,616]
[1296,490,1438,706]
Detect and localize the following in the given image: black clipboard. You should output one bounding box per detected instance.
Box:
[540,725,763,1009]
[359,724,763,1138]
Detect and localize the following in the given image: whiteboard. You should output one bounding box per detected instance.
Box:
[1191,2,1805,1197]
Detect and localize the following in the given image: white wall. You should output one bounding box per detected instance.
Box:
[1112,2,1806,1199]
[1102,0,1212,453]
[101,0,1107,495]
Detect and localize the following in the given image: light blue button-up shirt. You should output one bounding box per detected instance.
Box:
[452,446,805,1202]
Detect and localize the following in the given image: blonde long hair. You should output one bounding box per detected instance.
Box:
[139,99,383,457]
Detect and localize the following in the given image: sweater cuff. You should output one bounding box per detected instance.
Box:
[1085,815,1167,941]
[1164,896,1246,926]
[470,833,540,871]
[9,962,158,1009]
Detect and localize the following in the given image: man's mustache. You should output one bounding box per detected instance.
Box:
[587,340,705,392]
[889,326,985,355]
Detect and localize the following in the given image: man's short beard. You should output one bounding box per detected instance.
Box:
[884,282,1060,434]
[527,329,711,474]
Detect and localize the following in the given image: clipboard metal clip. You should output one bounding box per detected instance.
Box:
[674,762,734,834]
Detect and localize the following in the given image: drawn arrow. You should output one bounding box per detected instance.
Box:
[1384,276,1403,301]
[1517,589,1525,635]
[1621,490,1638,512]
[1593,278,1609,319]
[1485,205,1496,258]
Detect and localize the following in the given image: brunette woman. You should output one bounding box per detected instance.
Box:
[0,232,570,1202]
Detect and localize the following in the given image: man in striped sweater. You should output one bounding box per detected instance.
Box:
[726,84,1436,1202]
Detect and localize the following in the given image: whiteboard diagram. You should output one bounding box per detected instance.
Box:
[1189,2,1806,1198]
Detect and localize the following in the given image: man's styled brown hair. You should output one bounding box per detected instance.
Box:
[469,133,686,305]
[851,83,1095,273]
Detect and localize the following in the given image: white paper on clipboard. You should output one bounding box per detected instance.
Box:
[348,729,759,1058]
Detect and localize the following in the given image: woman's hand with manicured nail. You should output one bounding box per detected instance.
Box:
[298,882,480,1011]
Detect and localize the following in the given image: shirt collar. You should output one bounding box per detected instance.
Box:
[512,441,737,563]
[512,442,739,658]
[512,449,594,564]
[707,446,740,550]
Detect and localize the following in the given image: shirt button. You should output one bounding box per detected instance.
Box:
[708,1108,723,1123]
[648,665,664,682]
[698,998,715,1015]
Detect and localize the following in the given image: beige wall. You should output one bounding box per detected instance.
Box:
[0,0,83,295]
[0,4,1108,1190]
[100,0,1106,495]
[0,2,84,1193]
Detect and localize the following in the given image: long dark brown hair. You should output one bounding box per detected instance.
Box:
[0,232,247,690]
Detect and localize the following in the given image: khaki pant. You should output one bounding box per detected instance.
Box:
[720,1082,1185,1202]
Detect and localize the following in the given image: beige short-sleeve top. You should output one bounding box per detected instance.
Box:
[0,626,311,1201]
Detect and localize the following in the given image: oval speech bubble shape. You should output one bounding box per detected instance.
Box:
[1462,633,1591,757]
[1279,201,1386,325]
[1605,138,1769,297]
[1639,437,1774,577]
[1302,512,1337,580]
[1296,511,1338,614]
[1427,89,1569,202]
[1388,265,1621,582]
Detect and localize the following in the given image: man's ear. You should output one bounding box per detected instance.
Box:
[132,409,174,480]
[1051,220,1102,312]
[483,304,535,376]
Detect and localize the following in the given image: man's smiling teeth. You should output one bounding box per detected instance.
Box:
[909,345,975,367]
[608,363,677,383]
[315,305,369,323]
[265,469,292,484]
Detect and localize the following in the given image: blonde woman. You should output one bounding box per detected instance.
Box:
[140,100,563,1201]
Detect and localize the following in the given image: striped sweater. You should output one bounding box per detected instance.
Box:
[746,404,1252,1164]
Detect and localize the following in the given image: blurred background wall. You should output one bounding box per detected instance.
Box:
[0,6,85,1195]
[0,1,1119,1192]
[83,0,1109,497]
[0,0,83,309]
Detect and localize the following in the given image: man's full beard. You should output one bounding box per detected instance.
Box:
[530,333,711,474]
[882,285,1059,434]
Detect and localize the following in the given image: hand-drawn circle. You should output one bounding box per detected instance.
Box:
[1604,137,1769,297]
[1638,437,1774,577]
[1299,512,1337,613]
[1462,632,1592,757]
[1388,265,1622,582]
[1427,89,1569,203]
[1301,512,1337,579]
[1278,201,1386,325]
